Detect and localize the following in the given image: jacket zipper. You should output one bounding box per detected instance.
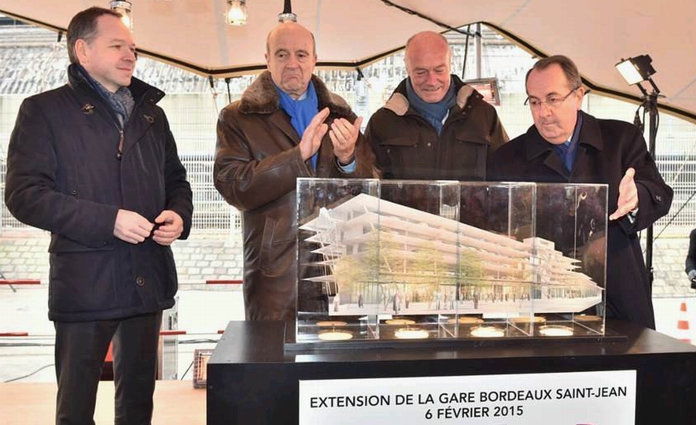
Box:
[116,131,124,160]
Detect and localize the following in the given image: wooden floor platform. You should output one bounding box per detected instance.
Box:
[0,380,205,424]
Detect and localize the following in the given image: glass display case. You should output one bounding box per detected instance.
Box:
[294,178,608,346]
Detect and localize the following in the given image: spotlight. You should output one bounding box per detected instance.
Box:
[385,318,415,325]
[615,54,661,286]
[316,321,351,341]
[538,325,574,337]
[470,325,505,338]
[109,1,133,31]
[226,0,248,26]
[317,329,353,341]
[394,328,429,339]
[615,55,656,86]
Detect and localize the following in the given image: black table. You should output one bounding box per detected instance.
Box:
[207,320,696,425]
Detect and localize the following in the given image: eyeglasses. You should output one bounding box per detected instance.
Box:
[524,87,579,110]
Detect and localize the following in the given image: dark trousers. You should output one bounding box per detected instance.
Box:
[54,311,163,425]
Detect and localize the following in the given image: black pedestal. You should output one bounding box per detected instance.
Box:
[207,320,696,425]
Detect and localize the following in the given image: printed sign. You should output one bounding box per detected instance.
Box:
[299,370,635,424]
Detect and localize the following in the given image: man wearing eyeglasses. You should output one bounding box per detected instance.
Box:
[488,55,672,330]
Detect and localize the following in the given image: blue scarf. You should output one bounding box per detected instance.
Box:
[553,111,583,171]
[406,78,457,135]
[277,81,320,169]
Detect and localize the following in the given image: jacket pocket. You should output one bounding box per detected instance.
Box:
[48,234,114,253]
[379,136,423,179]
[48,250,117,314]
[260,217,295,276]
[450,137,489,180]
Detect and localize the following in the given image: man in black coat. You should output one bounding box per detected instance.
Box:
[489,55,672,329]
[4,7,192,424]
[685,228,696,288]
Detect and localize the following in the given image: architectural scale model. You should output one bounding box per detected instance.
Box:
[300,193,603,318]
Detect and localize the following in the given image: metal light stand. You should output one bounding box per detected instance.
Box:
[635,78,661,285]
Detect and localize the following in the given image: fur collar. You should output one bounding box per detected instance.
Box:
[384,76,476,116]
[239,70,352,116]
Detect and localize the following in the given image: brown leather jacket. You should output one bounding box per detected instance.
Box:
[214,71,377,321]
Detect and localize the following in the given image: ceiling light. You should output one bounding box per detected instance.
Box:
[278,0,297,22]
[226,0,248,26]
[109,1,133,31]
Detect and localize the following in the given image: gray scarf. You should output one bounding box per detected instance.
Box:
[78,64,135,128]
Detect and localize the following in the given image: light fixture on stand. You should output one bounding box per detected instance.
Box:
[109,1,133,31]
[225,0,248,26]
[615,54,661,285]
[278,0,297,22]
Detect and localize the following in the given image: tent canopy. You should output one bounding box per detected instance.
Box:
[2,0,695,121]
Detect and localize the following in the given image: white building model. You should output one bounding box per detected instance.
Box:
[300,193,603,317]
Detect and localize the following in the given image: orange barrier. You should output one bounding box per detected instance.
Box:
[677,302,692,344]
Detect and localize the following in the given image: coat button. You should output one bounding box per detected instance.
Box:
[136,276,145,286]
[70,189,77,196]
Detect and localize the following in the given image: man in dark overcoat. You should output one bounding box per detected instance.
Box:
[4,7,193,423]
[489,55,672,329]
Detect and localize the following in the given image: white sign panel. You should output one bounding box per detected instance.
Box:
[299,370,636,424]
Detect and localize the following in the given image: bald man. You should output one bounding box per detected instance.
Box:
[214,21,377,321]
[365,31,508,181]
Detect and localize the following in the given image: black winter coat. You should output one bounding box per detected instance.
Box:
[489,111,672,329]
[5,65,193,322]
[685,228,696,278]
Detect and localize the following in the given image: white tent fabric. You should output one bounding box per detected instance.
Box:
[2,0,695,121]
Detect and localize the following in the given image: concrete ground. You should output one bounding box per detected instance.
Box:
[2,285,696,385]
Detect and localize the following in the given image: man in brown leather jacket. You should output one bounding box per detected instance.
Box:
[214,21,377,321]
